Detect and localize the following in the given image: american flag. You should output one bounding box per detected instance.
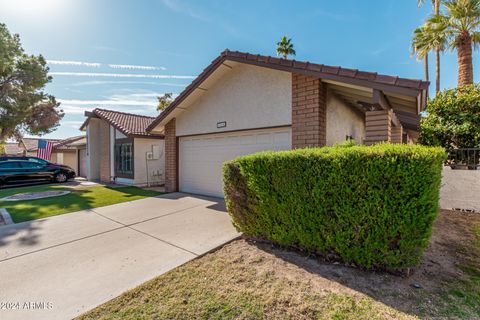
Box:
[37,139,54,161]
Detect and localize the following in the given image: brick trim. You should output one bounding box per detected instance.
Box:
[364,110,392,145]
[291,74,327,148]
[164,119,178,192]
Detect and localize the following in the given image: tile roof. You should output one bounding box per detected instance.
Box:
[3,143,23,155]
[147,49,429,132]
[53,135,86,150]
[81,108,163,138]
[22,138,61,152]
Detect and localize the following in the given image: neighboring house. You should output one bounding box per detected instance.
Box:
[51,136,87,177]
[1,136,87,176]
[2,142,24,155]
[2,138,61,156]
[147,50,429,198]
[80,108,165,186]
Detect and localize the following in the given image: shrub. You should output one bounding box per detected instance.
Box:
[223,144,446,271]
[420,84,480,151]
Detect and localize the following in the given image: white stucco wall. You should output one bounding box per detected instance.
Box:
[440,167,480,212]
[326,92,366,146]
[176,64,292,136]
[86,118,101,180]
[133,138,165,186]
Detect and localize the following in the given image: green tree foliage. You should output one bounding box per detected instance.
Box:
[0,23,63,142]
[276,36,296,59]
[415,0,480,87]
[420,84,480,150]
[156,93,173,112]
[223,144,446,271]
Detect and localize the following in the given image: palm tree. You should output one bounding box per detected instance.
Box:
[412,26,431,91]
[426,0,480,86]
[417,0,441,94]
[276,36,296,59]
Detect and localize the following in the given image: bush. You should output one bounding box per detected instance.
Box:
[223,144,446,271]
[420,84,480,151]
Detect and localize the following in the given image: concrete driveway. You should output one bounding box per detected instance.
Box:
[0,193,240,320]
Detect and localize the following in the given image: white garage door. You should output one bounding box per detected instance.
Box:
[179,127,291,198]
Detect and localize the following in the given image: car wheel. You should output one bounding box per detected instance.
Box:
[54,172,68,183]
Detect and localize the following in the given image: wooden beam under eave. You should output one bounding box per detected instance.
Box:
[372,89,392,110]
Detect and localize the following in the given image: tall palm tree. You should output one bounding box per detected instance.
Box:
[417,0,441,94]
[426,0,480,86]
[276,36,296,59]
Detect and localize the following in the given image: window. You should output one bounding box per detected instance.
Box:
[0,162,21,169]
[114,140,134,178]
[28,157,48,165]
[20,162,43,169]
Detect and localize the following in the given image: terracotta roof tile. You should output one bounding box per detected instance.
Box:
[338,68,358,77]
[90,109,163,138]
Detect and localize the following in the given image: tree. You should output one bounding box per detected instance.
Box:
[423,0,480,87]
[419,84,480,150]
[156,92,173,111]
[416,0,441,95]
[412,21,447,96]
[276,36,296,59]
[0,23,63,142]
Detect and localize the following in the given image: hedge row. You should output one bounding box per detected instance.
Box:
[222,143,446,271]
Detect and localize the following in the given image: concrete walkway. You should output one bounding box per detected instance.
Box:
[0,193,240,320]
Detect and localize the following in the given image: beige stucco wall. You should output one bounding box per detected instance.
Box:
[176,64,292,136]
[440,167,480,212]
[133,138,165,186]
[86,118,101,180]
[326,92,366,146]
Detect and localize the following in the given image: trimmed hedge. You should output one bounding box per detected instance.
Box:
[223,143,446,271]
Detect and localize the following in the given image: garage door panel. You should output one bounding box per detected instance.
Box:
[179,128,291,198]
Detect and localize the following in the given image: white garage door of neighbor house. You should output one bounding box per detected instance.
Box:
[179,127,292,198]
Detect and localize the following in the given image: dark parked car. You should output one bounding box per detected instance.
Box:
[0,156,76,187]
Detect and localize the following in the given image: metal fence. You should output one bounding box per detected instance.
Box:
[448,148,480,170]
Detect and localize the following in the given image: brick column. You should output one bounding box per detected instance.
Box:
[391,124,403,144]
[364,110,392,145]
[291,74,327,148]
[164,119,178,192]
[99,121,111,182]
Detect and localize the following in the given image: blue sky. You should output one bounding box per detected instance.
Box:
[1,0,478,139]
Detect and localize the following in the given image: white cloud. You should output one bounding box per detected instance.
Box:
[59,98,158,107]
[50,72,195,79]
[47,60,167,71]
[108,64,166,71]
[47,60,101,68]
[69,80,187,87]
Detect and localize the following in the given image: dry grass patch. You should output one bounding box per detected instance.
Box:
[78,210,480,319]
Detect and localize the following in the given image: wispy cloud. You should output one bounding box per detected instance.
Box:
[62,120,85,129]
[108,64,166,71]
[47,60,167,71]
[69,80,187,87]
[304,9,360,22]
[50,72,195,79]
[161,0,208,21]
[47,60,102,67]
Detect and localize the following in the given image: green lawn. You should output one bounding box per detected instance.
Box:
[0,184,162,223]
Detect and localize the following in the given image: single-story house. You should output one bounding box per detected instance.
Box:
[80,108,165,186]
[147,50,429,198]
